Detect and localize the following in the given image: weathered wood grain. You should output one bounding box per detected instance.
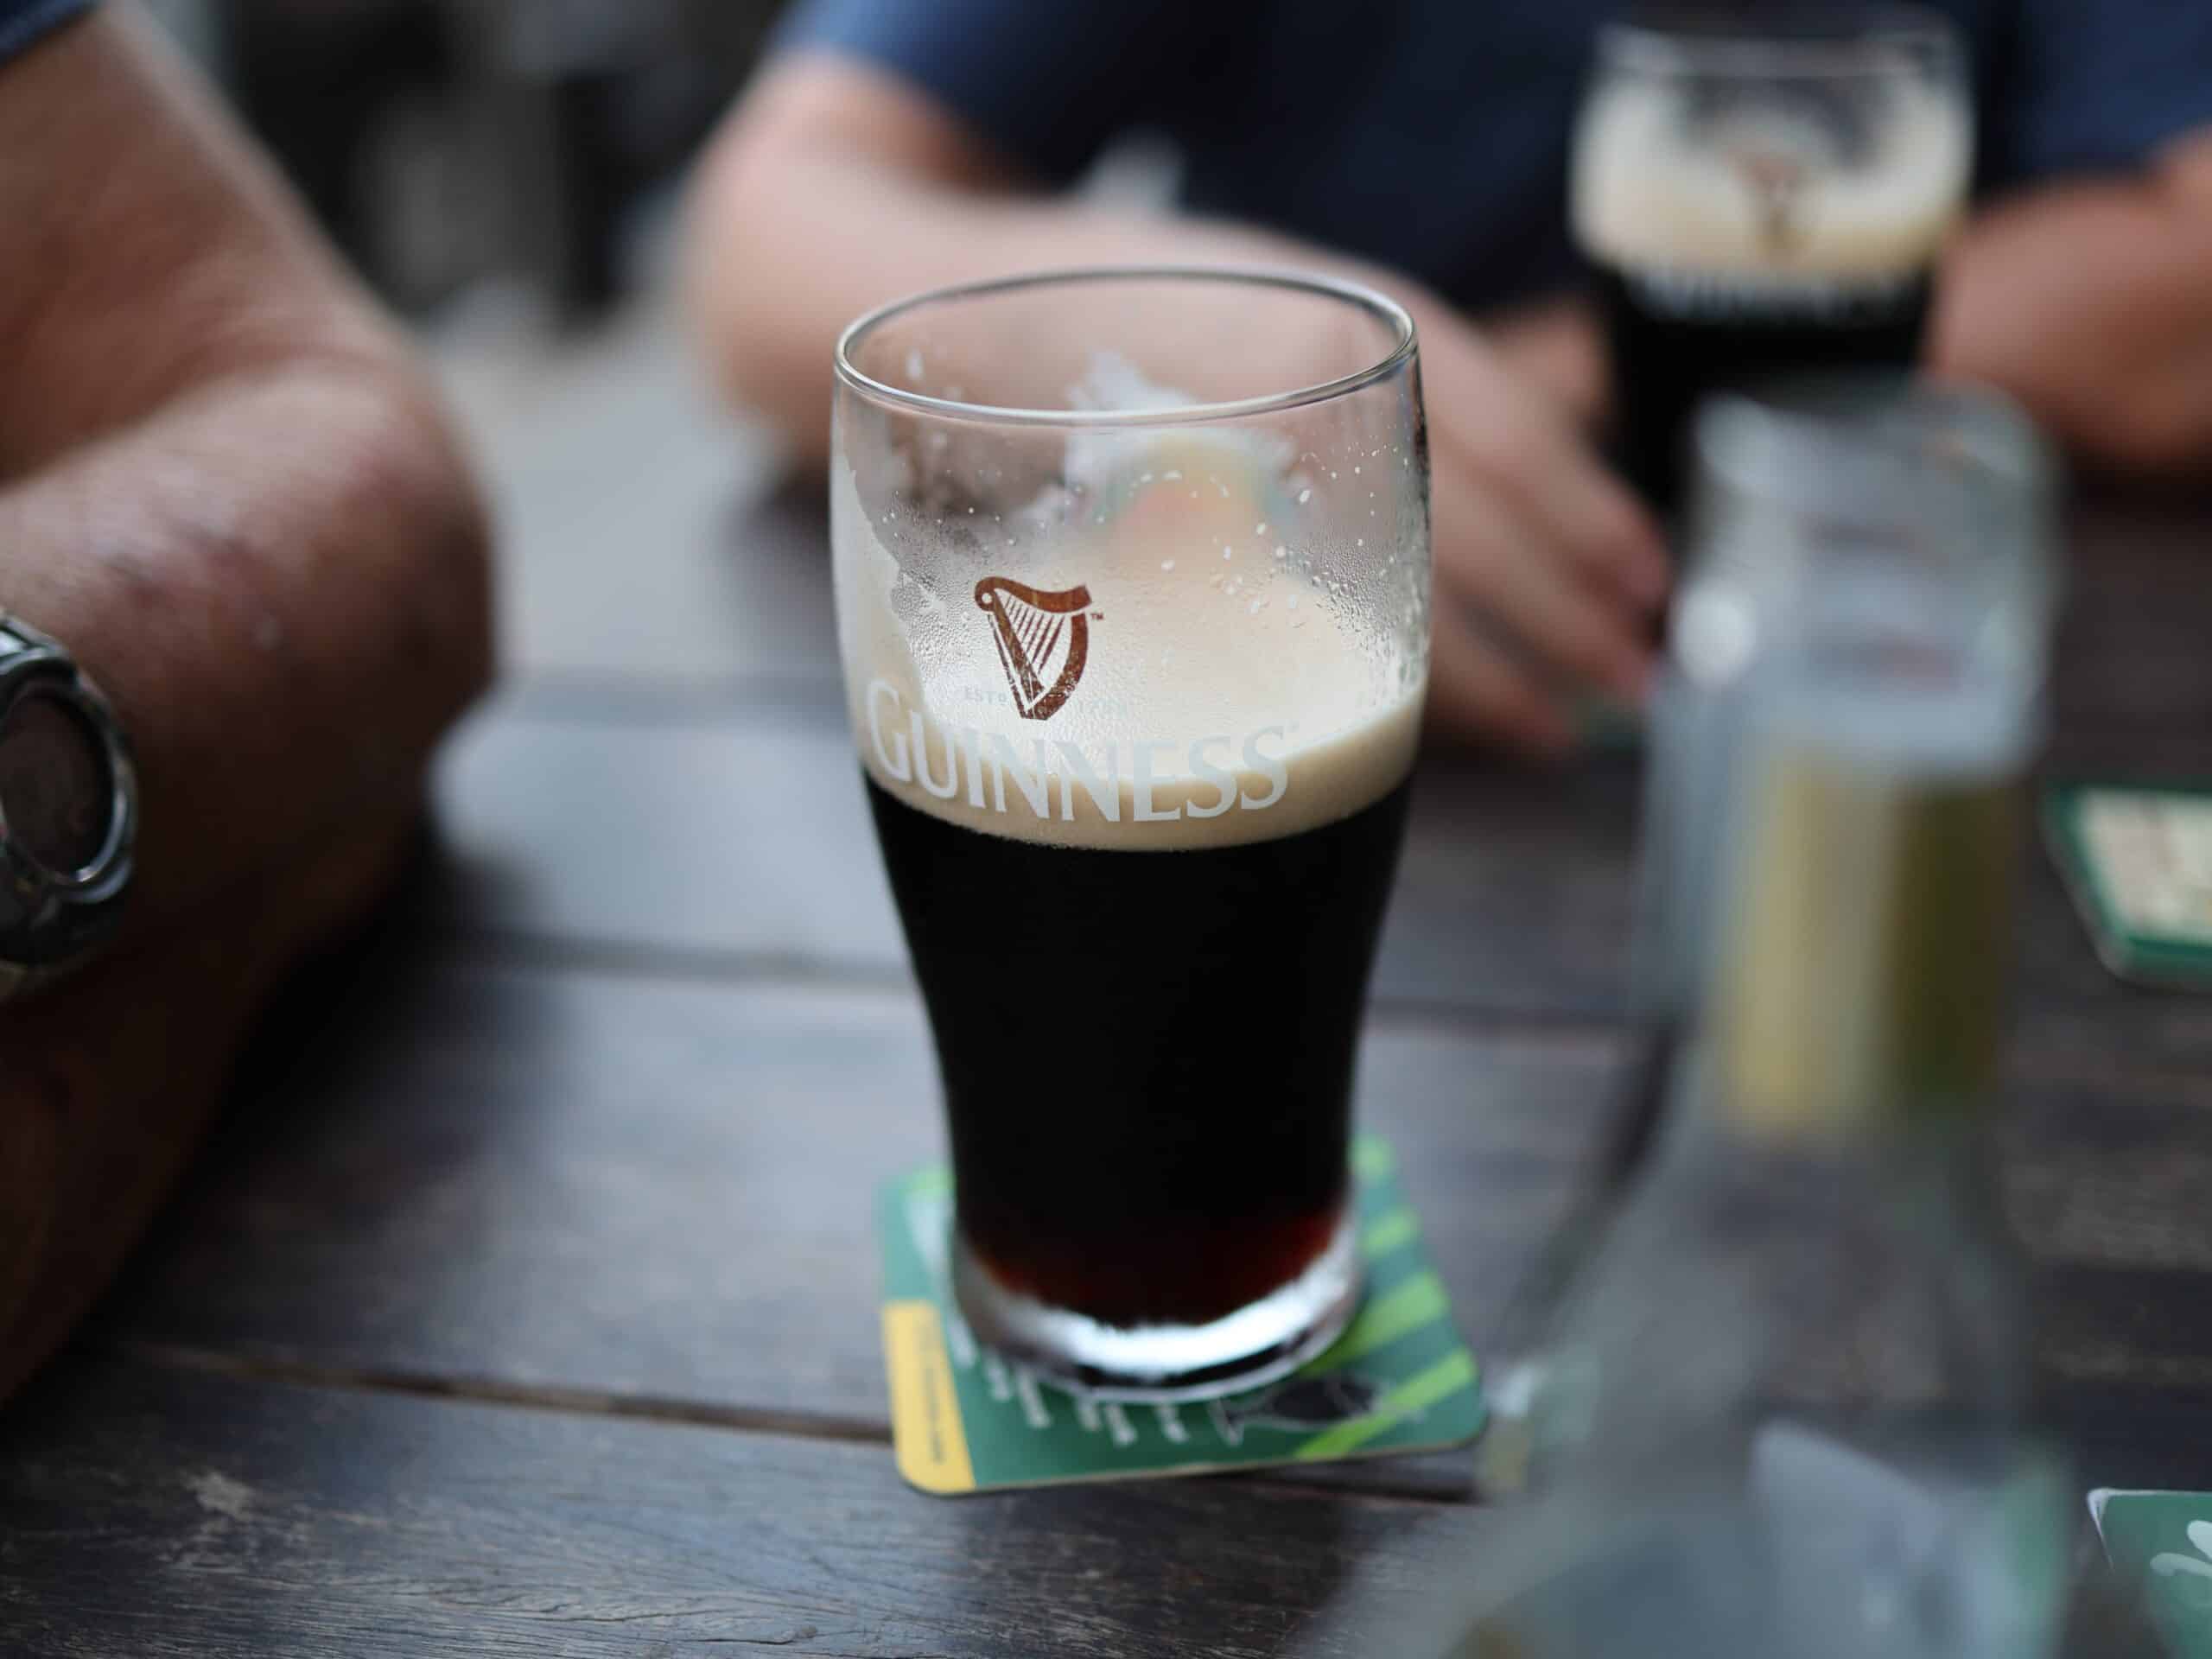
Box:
[91,948,1619,1428]
[0,1355,1491,1659]
[424,696,2175,1022]
[90,935,2212,1435]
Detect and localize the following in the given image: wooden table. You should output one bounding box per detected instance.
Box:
[3,441,2211,1654]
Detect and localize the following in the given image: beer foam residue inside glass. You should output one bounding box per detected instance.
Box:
[834,359,1426,849]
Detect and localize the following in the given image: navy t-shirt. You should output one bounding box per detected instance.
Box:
[779,0,2212,310]
[0,0,86,65]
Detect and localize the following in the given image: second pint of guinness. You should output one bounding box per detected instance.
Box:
[1571,12,1973,509]
[833,270,1432,1398]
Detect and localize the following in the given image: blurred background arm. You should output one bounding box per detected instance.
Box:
[685,47,1662,753]
[1935,127,2212,477]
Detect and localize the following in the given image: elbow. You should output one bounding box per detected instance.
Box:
[308,347,496,744]
[371,365,496,729]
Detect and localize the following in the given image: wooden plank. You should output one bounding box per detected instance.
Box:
[427,697,908,977]
[427,698,2164,1019]
[0,1355,1490,1659]
[2052,498,2212,739]
[426,699,1649,1014]
[93,949,1618,1427]
[93,946,2212,1433]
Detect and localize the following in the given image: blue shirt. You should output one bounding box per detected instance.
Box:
[779,0,2212,310]
[0,0,86,66]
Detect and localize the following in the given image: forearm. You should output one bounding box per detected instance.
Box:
[689,148,1319,459]
[1933,137,2212,474]
[0,353,491,943]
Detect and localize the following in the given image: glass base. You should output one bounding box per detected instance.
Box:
[950,1211,1363,1402]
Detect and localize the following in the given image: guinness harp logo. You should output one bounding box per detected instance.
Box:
[975,576,1094,721]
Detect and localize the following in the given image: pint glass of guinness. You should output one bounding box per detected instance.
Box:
[832,270,1431,1396]
[1571,9,1973,509]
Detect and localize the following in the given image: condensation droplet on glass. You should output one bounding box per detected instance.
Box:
[1255,522,1268,536]
[1163,470,1182,481]
[1248,599,1263,616]
[1274,545,1287,559]
[1297,488,1312,505]
[1161,559,1175,571]
[1223,546,1233,560]
[1287,594,1300,611]
[1353,465,1362,474]
[1357,538,1365,547]
[1141,472,1154,483]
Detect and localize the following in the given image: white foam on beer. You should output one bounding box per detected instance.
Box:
[1573,77,1970,276]
[835,456,1424,852]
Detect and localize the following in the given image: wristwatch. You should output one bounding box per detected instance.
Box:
[0,614,136,1001]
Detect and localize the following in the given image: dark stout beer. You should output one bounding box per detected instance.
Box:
[866,774,1410,1333]
[844,541,1421,1389]
[1596,266,1932,510]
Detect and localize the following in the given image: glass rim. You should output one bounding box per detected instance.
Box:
[832,266,1419,429]
[1595,5,1963,78]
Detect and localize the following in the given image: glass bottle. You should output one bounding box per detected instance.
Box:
[1445,385,2076,1656]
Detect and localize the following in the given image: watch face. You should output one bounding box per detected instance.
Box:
[0,687,112,877]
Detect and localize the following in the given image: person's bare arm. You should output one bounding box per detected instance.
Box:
[1934,129,2212,475]
[0,9,490,1397]
[685,54,1662,751]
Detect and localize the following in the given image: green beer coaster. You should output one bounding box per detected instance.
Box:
[2045,782,2212,989]
[877,1134,1485,1495]
[2089,1490,2212,1657]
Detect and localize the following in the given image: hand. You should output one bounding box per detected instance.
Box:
[1413,298,1668,753]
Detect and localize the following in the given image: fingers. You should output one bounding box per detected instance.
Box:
[1432,445,1656,708]
[1481,296,1614,443]
[1425,602,1575,757]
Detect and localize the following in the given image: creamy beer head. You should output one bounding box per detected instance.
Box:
[1573,73,1970,282]
[834,414,1427,852]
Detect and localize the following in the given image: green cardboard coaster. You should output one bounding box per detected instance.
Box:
[2046,782,2212,988]
[2090,1489,2212,1657]
[877,1134,1484,1495]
